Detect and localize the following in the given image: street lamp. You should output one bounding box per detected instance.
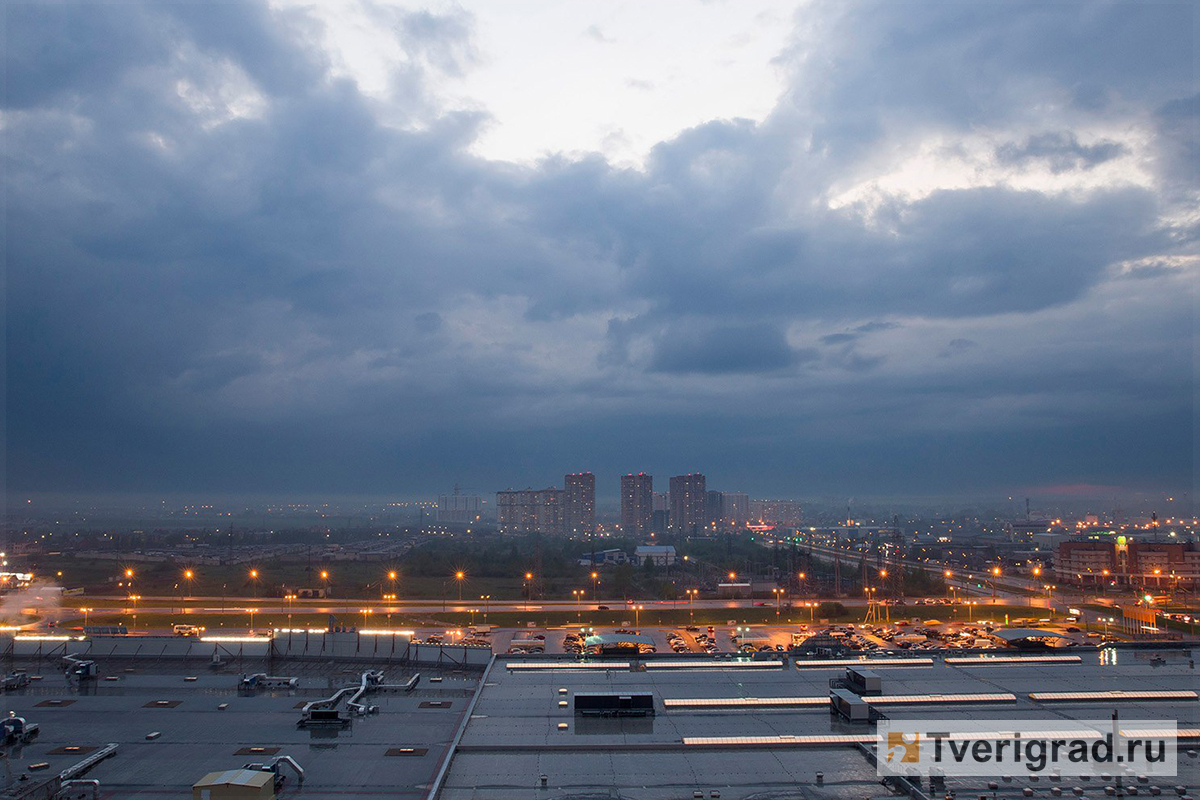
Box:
[250,568,259,599]
[634,604,644,631]
[455,571,465,602]
[523,572,533,609]
[798,572,806,597]
[81,607,91,628]
[687,588,698,621]
[572,589,582,620]
[183,569,195,600]
[773,587,782,616]
[591,571,599,603]
[387,570,398,600]
[480,594,490,621]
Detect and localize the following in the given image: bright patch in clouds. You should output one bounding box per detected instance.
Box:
[278,0,801,166]
[827,126,1156,215]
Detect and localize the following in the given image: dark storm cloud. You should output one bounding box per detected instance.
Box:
[649,323,800,375]
[995,132,1128,173]
[3,0,1195,498]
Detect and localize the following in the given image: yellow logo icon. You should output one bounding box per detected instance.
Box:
[887,731,920,763]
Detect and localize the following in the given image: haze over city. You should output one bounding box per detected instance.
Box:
[5,0,1196,507]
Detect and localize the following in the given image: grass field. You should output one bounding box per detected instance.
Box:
[27,556,618,601]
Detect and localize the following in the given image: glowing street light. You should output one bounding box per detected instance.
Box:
[591,571,599,602]
[249,568,259,599]
[633,604,644,631]
[455,571,465,602]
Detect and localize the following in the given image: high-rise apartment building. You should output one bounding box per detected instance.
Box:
[497,488,564,535]
[749,499,803,528]
[722,492,750,528]
[705,490,750,529]
[564,472,596,534]
[620,473,653,536]
[437,492,482,523]
[669,473,706,534]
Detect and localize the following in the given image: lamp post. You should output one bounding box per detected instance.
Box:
[687,588,698,622]
[572,590,582,621]
[387,570,397,600]
[250,568,259,599]
[248,606,256,632]
[991,566,1001,601]
[773,587,782,616]
[82,607,91,628]
[480,594,490,621]
[523,572,533,610]
[634,604,644,631]
[456,571,465,603]
[798,571,806,598]
[184,569,194,600]
[591,571,599,603]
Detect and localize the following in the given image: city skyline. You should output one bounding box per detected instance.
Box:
[4,1,1196,503]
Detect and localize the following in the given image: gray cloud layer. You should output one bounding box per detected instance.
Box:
[3,0,1196,500]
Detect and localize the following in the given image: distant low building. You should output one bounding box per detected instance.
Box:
[578,548,628,566]
[634,545,676,566]
[1055,538,1199,589]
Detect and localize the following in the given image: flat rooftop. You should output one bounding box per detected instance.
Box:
[3,647,1195,800]
[436,648,1200,800]
[0,658,480,799]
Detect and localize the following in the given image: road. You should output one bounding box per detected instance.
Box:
[48,595,1029,618]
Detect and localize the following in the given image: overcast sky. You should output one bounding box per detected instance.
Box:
[3,1,1197,504]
